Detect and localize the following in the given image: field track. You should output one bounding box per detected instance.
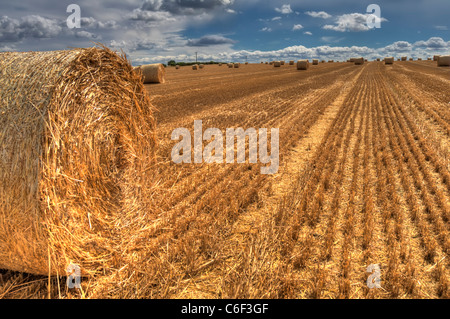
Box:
[1,60,449,298]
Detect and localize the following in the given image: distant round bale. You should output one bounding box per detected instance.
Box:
[134,63,165,83]
[0,46,156,276]
[312,59,319,65]
[433,55,440,61]
[401,57,407,61]
[376,58,380,61]
[175,65,180,69]
[354,58,364,65]
[385,57,394,64]
[297,59,309,70]
[437,55,450,66]
[274,61,281,67]
[192,64,198,70]
[218,63,222,66]
[227,63,233,68]
[280,61,285,65]
[234,63,240,68]
[199,64,205,69]
[289,60,294,65]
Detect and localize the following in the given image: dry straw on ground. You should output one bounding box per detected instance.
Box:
[437,55,450,66]
[133,63,165,84]
[0,45,157,278]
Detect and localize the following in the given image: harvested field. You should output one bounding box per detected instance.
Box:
[1,61,449,299]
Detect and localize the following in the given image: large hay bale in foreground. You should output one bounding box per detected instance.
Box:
[354,58,364,65]
[297,59,309,70]
[0,46,156,276]
[134,63,165,83]
[385,57,394,64]
[437,55,450,66]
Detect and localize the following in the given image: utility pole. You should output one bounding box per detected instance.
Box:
[195,52,198,63]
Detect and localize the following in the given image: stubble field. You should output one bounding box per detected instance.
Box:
[1,60,449,299]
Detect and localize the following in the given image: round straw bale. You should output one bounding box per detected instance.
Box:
[433,55,440,61]
[312,59,319,65]
[175,65,180,69]
[437,55,450,66]
[199,64,205,69]
[274,61,281,67]
[376,58,380,61]
[280,61,285,65]
[297,59,309,70]
[227,63,233,68]
[0,46,156,276]
[401,56,407,61]
[289,60,294,65]
[134,63,165,84]
[354,57,364,65]
[234,63,240,68]
[417,58,422,61]
[384,57,394,64]
[192,64,198,70]
[218,63,222,66]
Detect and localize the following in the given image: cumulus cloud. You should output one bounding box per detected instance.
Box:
[187,35,236,46]
[128,9,175,22]
[75,30,101,40]
[305,11,331,19]
[303,31,312,35]
[140,0,234,15]
[272,16,282,21]
[292,24,303,31]
[275,4,293,15]
[414,37,450,49]
[130,37,450,64]
[0,15,63,42]
[323,13,387,32]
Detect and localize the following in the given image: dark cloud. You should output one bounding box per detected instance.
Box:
[0,15,62,42]
[186,35,236,46]
[140,0,234,15]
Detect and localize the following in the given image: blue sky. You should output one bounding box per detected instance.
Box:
[1,0,449,64]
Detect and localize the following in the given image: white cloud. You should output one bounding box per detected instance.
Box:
[303,31,312,35]
[275,4,293,15]
[260,27,272,32]
[434,25,448,31]
[305,11,331,19]
[292,24,303,31]
[323,13,387,32]
[272,16,282,21]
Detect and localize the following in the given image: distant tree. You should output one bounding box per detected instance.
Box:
[168,60,176,66]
